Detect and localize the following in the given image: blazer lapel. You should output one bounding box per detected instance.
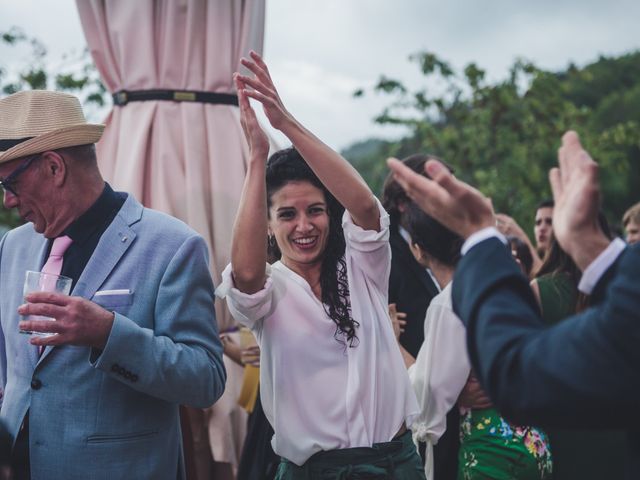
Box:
[38,195,142,361]
[26,238,50,369]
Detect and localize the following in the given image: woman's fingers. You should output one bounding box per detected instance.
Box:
[241,56,273,88]
[235,73,274,99]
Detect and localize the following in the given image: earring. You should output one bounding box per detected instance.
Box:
[268,235,276,249]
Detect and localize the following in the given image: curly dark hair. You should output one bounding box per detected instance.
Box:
[266,147,358,347]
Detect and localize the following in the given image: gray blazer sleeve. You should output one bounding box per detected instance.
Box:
[92,234,226,408]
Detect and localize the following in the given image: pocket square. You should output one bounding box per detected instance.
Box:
[94,289,131,296]
[92,290,134,308]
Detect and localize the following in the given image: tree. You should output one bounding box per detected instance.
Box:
[0,26,108,231]
[346,50,640,235]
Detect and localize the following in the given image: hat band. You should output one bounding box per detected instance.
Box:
[0,137,34,152]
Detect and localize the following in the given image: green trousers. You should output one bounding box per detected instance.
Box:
[275,431,426,479]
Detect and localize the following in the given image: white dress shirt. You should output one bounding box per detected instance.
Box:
[408,283,470,479]
[217,200,419,466]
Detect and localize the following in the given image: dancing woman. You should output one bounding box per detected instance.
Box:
[217,52,424,479]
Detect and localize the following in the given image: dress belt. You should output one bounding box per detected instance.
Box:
[112,89,238,107]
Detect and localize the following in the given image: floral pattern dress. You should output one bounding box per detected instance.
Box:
[459,407,553,479]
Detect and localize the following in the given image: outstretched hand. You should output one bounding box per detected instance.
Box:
[549,131,610,270]
[235,74,269,158]
[236,51,293,131]
[386,158,495,239]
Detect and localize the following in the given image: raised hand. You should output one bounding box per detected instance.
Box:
[235,73,269,159]
[236,51,293,131]
[549,131,610,270]
[386,158,495,239]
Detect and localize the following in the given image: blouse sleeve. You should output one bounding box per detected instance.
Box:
[216,263,275,329]
[341,198,391,292]
[409,292,470,444]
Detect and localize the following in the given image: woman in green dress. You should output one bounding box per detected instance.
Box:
[530,232,626,480]
[402,203,553,480]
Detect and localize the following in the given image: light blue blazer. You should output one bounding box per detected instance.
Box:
[0,194,226,479]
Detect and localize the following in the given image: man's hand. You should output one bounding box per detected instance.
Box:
[550,131,611,270]
[18,292,115,349]
[388,303,407,341]
[386,158,495,239]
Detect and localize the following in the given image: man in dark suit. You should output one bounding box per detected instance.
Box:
[382,155,440,357]
[382,155,458,480]
[387,131,640,476]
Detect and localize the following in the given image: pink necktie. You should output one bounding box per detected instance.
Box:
[42,236,73,276]
[38,236,72,355]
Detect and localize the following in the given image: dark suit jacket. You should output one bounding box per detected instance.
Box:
[452,238,640,475]
[388,226,439,357]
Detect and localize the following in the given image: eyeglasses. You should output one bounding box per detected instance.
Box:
[0,154,40,197]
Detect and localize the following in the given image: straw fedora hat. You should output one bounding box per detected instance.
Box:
[0,90,105,165]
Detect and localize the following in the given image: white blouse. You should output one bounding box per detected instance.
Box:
[408,282,470,479]
[217,201,419,466]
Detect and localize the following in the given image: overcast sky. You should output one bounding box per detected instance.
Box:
[2,0,639,150]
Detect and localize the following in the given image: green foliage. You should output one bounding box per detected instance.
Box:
[347,50,640,235]
[0,27,109,230]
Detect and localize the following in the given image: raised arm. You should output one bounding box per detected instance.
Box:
[237,51,379,231]
[230,75,270,294]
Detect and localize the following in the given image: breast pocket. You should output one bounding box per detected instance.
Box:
[92,290,134,308]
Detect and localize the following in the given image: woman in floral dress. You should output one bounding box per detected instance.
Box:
[400,202,553,479]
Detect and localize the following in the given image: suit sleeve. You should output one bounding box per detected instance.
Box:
[452,238,640,428]
[92,234,226,408]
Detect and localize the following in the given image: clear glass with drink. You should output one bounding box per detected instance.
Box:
[20,270,72,336]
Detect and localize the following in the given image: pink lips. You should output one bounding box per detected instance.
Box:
[292,236,318,250]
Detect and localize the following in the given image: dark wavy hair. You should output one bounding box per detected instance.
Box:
[535,212,612,312]
[266,147,358,346]
[404,201,463,267]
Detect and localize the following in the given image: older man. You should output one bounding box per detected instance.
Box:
[387,132,640,477]
[0,90,226,479]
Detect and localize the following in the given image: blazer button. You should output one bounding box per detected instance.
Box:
[31,379,42,390]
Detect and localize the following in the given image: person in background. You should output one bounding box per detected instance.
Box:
[495,200,554,274]
[382,155,458,479]
[382,154,441,358]
[622,201,640,245]
[386,131,640,476]
[530,226,627,480]
[402,202,552,480]
[534,199,554,259]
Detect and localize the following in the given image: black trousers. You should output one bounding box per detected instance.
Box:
[12,413,30,480]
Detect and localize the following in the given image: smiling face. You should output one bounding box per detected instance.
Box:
[268,180,330,275]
